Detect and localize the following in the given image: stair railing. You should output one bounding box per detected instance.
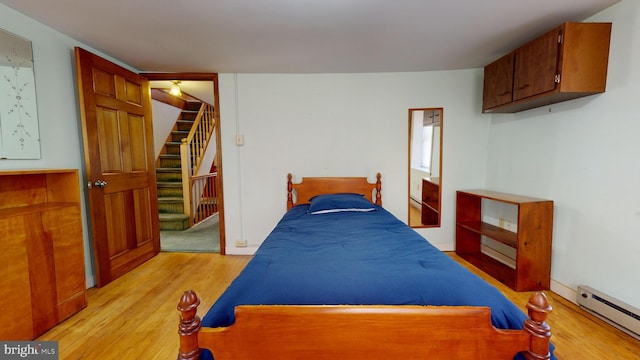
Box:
[180,102,217,225]
[190,172,218,224]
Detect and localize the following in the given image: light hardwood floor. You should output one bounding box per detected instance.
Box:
[37,252,640,359]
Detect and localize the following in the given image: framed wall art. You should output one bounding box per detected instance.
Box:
[0,28,40,159]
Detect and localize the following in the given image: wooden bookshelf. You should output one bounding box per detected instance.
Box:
[455,190,553,291]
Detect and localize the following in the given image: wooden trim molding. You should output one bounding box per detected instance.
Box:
[142,73,217,81]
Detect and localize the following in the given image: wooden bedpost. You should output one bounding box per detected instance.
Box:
[523,292,553,360]
[375,172,382,205]
[287,173,294,209]
[177,290,202,360]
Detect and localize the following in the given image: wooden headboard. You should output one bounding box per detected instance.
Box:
[286,173,382,210]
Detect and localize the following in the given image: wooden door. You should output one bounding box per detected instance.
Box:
[75,47,160,287]
[513,27,561,101]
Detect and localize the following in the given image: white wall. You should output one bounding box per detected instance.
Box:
[151,100,181,156]
[483,1,640,307]
[0,3,137,288]
[218,71,490,254]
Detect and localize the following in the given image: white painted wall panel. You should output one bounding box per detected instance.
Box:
[219,70,489,253]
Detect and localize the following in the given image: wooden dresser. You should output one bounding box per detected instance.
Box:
[0,169,87,339]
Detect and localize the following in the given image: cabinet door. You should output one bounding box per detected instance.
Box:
[513,27,561,101]
[482,53,514,110]
[0,216,34,340]
[43,206,87,321]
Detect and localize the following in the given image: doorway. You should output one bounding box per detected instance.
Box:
[143,73,226,255]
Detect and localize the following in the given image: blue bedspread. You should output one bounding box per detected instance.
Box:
[201,205,555,359]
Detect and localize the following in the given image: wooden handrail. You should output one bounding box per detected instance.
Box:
[187,103,215,175]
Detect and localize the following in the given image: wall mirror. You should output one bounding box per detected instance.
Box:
[408,108,442,228]
[0,28,40,159]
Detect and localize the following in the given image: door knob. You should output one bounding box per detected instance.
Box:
[94,179,108,188]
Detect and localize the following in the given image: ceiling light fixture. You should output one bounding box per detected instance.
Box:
[170,80,182,96]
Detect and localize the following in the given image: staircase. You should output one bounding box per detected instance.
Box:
[156,100,202,230]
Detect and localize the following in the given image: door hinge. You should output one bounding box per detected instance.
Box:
[558,34,563,44]
[554,74,561,84]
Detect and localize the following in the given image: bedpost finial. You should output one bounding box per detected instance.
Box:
[523,291,552,360]
[178,290,200,314]
[526,291,552,323]
[287,173,294,210]
[178,290,202,360]
[375,173,382,205]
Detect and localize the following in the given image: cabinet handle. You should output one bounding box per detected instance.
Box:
[516,84,530,90]
[499,91,510,96]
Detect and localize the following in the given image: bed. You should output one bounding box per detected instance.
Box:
[177,173,554,360]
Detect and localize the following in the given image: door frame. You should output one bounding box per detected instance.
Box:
[142,72,226,254]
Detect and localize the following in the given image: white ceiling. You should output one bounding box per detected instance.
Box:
[0,0,619,73]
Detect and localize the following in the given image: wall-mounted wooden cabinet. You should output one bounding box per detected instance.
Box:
[0,169,87,340]
[483,22,612,113]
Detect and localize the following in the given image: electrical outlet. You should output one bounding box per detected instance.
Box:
[498,217,505,228]
[235,239,247,247]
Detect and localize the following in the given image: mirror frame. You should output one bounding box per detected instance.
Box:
[408,107,443,228]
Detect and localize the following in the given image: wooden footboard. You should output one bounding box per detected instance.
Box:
[177,290,552,360]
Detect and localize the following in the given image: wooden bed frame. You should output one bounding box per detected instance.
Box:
[286,172,382,210]
[177,173,553,360]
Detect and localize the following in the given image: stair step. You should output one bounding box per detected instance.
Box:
[159,213,190,231]
[158,197,184,203]
[158,197,185,214]
[165,142,181,155]
[159,154,181,168]
[157,181,182,187]
[179,114,197,121]
[156,168,181,173]
[184,101,202,111]
[172,130,190,142]
[157,182,183,197]
[180,110,200,120]
[176,120,194,131]
[156,168,182,182]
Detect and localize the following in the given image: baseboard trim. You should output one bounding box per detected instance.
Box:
[226,246,259,255]
[550,279,578,304]
[86,275,96,289]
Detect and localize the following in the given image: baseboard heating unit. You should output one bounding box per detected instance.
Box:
[577,285,640,340]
